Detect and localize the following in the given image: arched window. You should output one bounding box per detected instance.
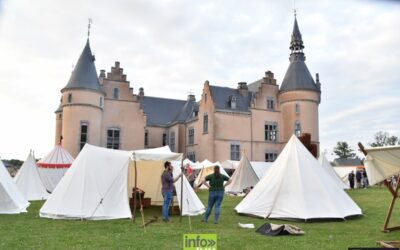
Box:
[113,88,119,99]
[68,93,72,103]
[294,120,301,136]
[99,97,103,107]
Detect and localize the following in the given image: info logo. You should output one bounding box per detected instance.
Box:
[183,234,217,250]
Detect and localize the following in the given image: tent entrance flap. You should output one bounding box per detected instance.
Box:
[128,161,177,206]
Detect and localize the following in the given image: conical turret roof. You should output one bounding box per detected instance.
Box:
[62,40,102,92]
[280,16,319,93]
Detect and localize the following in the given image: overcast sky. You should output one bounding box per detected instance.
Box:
[0,0,399,160]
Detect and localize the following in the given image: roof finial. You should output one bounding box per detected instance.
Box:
[87,18,93,40]
[293,0,297,17]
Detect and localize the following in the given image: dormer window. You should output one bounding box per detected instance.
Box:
[113,88,119,99]
[230,96,237,109]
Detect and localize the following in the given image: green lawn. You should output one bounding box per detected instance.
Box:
[1,187,400,249]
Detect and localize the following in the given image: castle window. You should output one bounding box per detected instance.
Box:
[265,152,277,162]
[113,88,119,99]
[162,133,167,146]
[59,114,62,119]
[188,128,194,145]
[80,122,88,150]
[230,142,240,161]
[99,97,103,107]
[68,93,72,103]
[107,128,120,149]
[265,122,278,142]
[187,152,196,162]
[203,113,208,134]
[294,121,301,137]
[295,103,300,114]
[267,97,275,111]
[169,131,175,152]
[204,93,207,103]
[144,130,149,147]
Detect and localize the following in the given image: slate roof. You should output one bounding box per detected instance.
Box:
[140,96,193,126]
[247,79,263,93]
[62,40,102,92]
[280,16,319,93]
[209,85,252,113]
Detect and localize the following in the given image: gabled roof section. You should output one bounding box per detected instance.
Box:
[140,96,187,126]
[209,85,252,113]
[173,99,198,123]
[62,40,102,92]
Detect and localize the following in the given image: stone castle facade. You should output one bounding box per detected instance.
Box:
[55,16,321,162]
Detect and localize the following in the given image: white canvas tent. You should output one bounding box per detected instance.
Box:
[225,154,259,193]
[221,160,272,179]
[318,154,348,189]
[0,160,30,214]
[14,151,49,200]
[40,144,204,220]
[37,144,74,192]
[194,160,229,189]
[235,135,362,220]
[363,145,400,186]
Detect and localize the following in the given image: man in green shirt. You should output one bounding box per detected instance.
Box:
[198,166,231,224]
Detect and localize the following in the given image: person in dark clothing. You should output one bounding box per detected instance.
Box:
[348,171,355,189]
[161,161,182,222]
[362,169,368,188]
[198,166,232,224]
[355,170,362,188]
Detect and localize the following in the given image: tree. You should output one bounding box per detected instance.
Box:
[369,131,399,147]
[333,141,356,159]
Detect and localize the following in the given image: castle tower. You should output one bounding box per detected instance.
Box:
[56,39,105,157]
[278,15,321,152]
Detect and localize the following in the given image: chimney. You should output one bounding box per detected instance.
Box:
[99,69,106,78]
[237,82,248,96]
[139,87,144,99]
[187,94,196,102]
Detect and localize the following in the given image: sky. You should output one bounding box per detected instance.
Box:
[0,0,399,161]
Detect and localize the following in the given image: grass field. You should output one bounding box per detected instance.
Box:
[1,187,400,249]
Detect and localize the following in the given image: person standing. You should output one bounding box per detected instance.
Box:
[348,171,355,189]
[356,170,362,189]
[161,161,182,222]
[198,166,232,224]
[362,169,368,188]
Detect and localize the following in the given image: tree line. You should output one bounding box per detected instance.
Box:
[333,131,399,159]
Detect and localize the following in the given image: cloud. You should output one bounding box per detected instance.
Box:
[0,0,399,160]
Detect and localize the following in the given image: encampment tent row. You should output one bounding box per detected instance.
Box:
[14,151,49,200]
[37,144,74,192]
[0,159,30,214]
[235,135,362,221]
[40,144,204,220]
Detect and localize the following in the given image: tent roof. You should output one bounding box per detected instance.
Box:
[0,160,30,214]
[225,155,259,193]
[37,144,74,168]
[235,135,362,220]
[132,146,182,161]
[14,152,49,200]
[318,154,348,190]
[364,144,400,185]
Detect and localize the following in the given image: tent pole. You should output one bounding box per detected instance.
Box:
[133,158,137,223]
[180,156,184,222]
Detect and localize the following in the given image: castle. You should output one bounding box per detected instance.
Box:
[55,16,321,162]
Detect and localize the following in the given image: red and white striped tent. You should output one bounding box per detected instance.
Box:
[37,144,74,192]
